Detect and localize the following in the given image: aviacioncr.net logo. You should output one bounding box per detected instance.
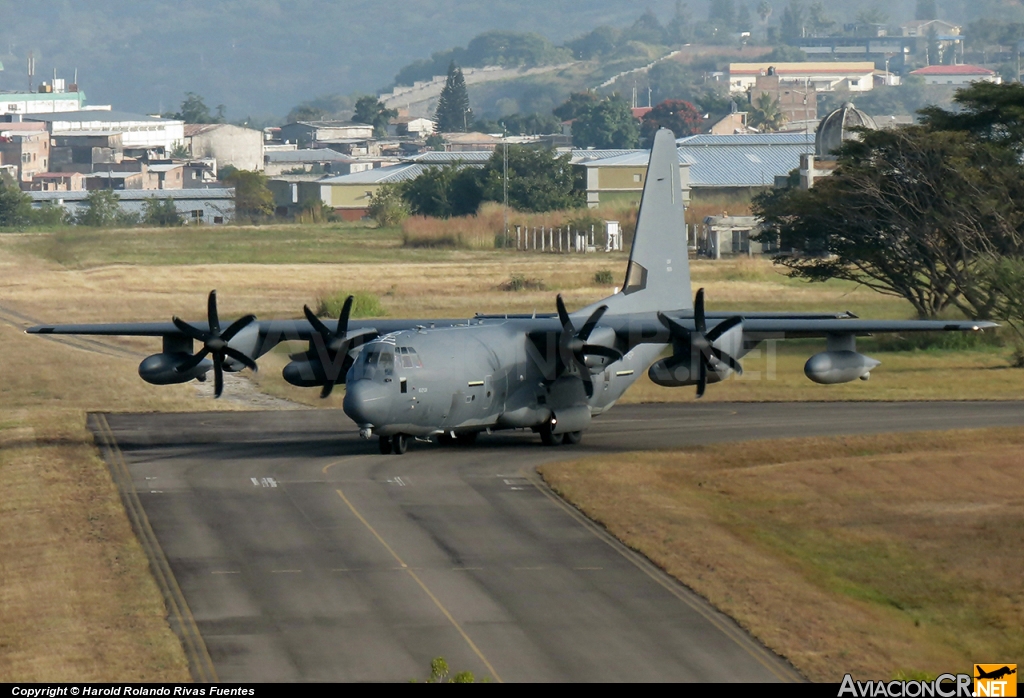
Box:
[838,673,973,697]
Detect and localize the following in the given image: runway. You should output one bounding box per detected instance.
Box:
[91,401,1024,682]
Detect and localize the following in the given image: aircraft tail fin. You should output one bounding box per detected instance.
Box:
[585,128,691,316]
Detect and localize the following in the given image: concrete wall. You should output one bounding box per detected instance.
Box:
[188,124,264,171]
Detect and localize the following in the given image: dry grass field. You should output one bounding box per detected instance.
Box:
[0,222,1022,681]
[541,429,1024,683]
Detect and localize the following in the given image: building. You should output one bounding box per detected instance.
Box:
[388,116,436,138]
[799,102,878,189]
[908,64,1000,86]
[148,162,185,189]
[571,150,691,208]
[676,133,815,197]
[442,131,501,152]
[900,19,961,38]
[50,132,123,173]
[278,121,374,148]
[748,67,818,131]
[730,62,876,94]
[0,122,50,182]
[1,83,87,115]
[264,148,374,177]
[26,111,185,156]
[27,172,86,191]
[183,123,264,172]
[27,189,236,223]
[797,36,914,68]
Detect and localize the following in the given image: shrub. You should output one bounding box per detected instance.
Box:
[314,291,387,319]
[499,274,546,291]
[594,269,615,285]
[367,183,409,227]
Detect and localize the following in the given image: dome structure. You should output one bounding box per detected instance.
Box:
[814,102,877,157]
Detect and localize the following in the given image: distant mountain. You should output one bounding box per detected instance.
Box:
[0,0,679,119]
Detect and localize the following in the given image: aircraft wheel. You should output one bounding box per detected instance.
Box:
[562,431,583,445]
[392,433,408,455]
[456,431,478,445]
[539,422,560,446]
[378,435,393,455]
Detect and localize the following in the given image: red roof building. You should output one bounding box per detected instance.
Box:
[909,64,1000,85]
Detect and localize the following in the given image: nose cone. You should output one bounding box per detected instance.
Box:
[343,379,390,427]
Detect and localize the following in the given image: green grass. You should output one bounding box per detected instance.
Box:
[315,291,388,319]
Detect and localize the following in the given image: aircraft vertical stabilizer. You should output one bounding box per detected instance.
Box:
[587,128,691,315]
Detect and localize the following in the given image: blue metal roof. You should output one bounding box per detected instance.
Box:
[405,151,492,164]
[676,133,815,146]
[677,136,813,187]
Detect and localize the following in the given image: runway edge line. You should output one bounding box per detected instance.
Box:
[522,467,805,683]
[90,413,219,684]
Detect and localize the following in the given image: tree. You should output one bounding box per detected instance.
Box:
[780,1,804,42]
[666,1,693,44]
[624,9,667,44]
[641,99,704,145]
[807,2,835,37]
[708,0,736,29]
[553,92,600,122]
[0,181,33,228]
[753,126,1024,319]
[737,3,753,32]
[142,197,184,227]
[915,0,937,20]
[170,142,190,159]
[173,93,223,124]
[919,82,1024,155]
[353,95,398,138]
[748,92,787,131]
[401,164,482,218]
[757,1,773,25]
[478,145,583,212]
[570,96,640,149]
[366,183,410,227]
[75,190,124,227]
[420,657,476,683]
[434,61,471,132]
[223,170,274,220]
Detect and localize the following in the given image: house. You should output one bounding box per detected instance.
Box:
[50,132,123,173]
[28,189,235,224]
[571,150,691,208]
[442,131,501,152]
[706,112,756,135]
[900,19,961,38]
[748,67,818,130]
[85,170,150,190]
[147,162,185,190]
[278,121,374,148]
[730,62,876,93]
[909,64,1000,86]
[389,116,436,138]
[0,123,50,182]
[27,172,86,191]
[26,110,185,156]
[183,123,264,172]
[264,148,374,177]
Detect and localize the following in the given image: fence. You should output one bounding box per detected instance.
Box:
[512,224,623,253]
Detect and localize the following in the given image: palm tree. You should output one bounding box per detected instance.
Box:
[748,92,787,132]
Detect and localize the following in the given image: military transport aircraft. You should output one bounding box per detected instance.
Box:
[27,129,995,454]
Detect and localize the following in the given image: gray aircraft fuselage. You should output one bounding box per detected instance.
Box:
[342,321,666,438]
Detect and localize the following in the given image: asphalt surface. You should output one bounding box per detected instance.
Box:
[93,401,1024,683]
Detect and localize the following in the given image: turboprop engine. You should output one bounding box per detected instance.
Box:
[804,334,880,384]
[139,352,212,385]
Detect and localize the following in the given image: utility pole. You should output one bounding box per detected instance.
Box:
[503,123,509,243]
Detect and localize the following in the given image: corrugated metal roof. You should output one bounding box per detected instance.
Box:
[569,149,638,163]
[406,151,492,163]
[321,160,486,185]
[678,139,813,187]
[676,133,815,146]
[28,189,234,201]
[265,148,354,163]
[26,110,178,124]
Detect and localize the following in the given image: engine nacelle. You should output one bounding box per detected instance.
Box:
[804,351,880,384]
[139,352,211,385]
[648,358,729,387]
[550,405,591,435]
[283,357,351,387]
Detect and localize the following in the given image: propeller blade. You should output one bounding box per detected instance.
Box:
[696,357,707,399]
[710,346,744,376]
[320,381,335,399]
[213,353,224,398]
[657,311,690,339]
[207,290,220,335]
[338,295,354,335]
[694,288,706,335]
[706,315,743,342]
[581,344,623,362]
[577,305,608,342]
[303,304,333,339]
[555,294,572,331]
[176,347,210,373]
[220,314,257,342]
[172,317,209,342]
[224,347,259,373]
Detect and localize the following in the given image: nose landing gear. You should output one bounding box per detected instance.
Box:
[379,434,408,455]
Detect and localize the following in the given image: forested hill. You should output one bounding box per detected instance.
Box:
[0,0,677,119]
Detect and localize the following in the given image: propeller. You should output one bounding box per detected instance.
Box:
[172,290,257,398]
[555,294,623,398]
[657,288,743,399]
[302,295,355,399]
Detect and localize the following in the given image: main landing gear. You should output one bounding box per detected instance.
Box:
[379,434,408,455]
[538,421,583,446]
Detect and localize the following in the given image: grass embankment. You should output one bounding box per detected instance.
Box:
[541,428,1024,682]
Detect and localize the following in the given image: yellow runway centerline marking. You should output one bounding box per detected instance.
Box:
[335,488,502,683]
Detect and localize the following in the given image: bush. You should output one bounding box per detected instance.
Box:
[594,269,615,285]
[366,184,409,227]
[142,197,184,227]
[499,274,546,291]
[314,291,386,319]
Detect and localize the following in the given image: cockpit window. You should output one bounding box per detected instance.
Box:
[351,344,395,382]
[397,346,423,369]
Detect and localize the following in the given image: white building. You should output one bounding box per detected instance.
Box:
[729,62,876,93]
[1,81,87,115]
[908,65,1001,85]
[26,110,185,154]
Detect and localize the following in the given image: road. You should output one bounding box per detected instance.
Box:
[91,401,1024,682]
